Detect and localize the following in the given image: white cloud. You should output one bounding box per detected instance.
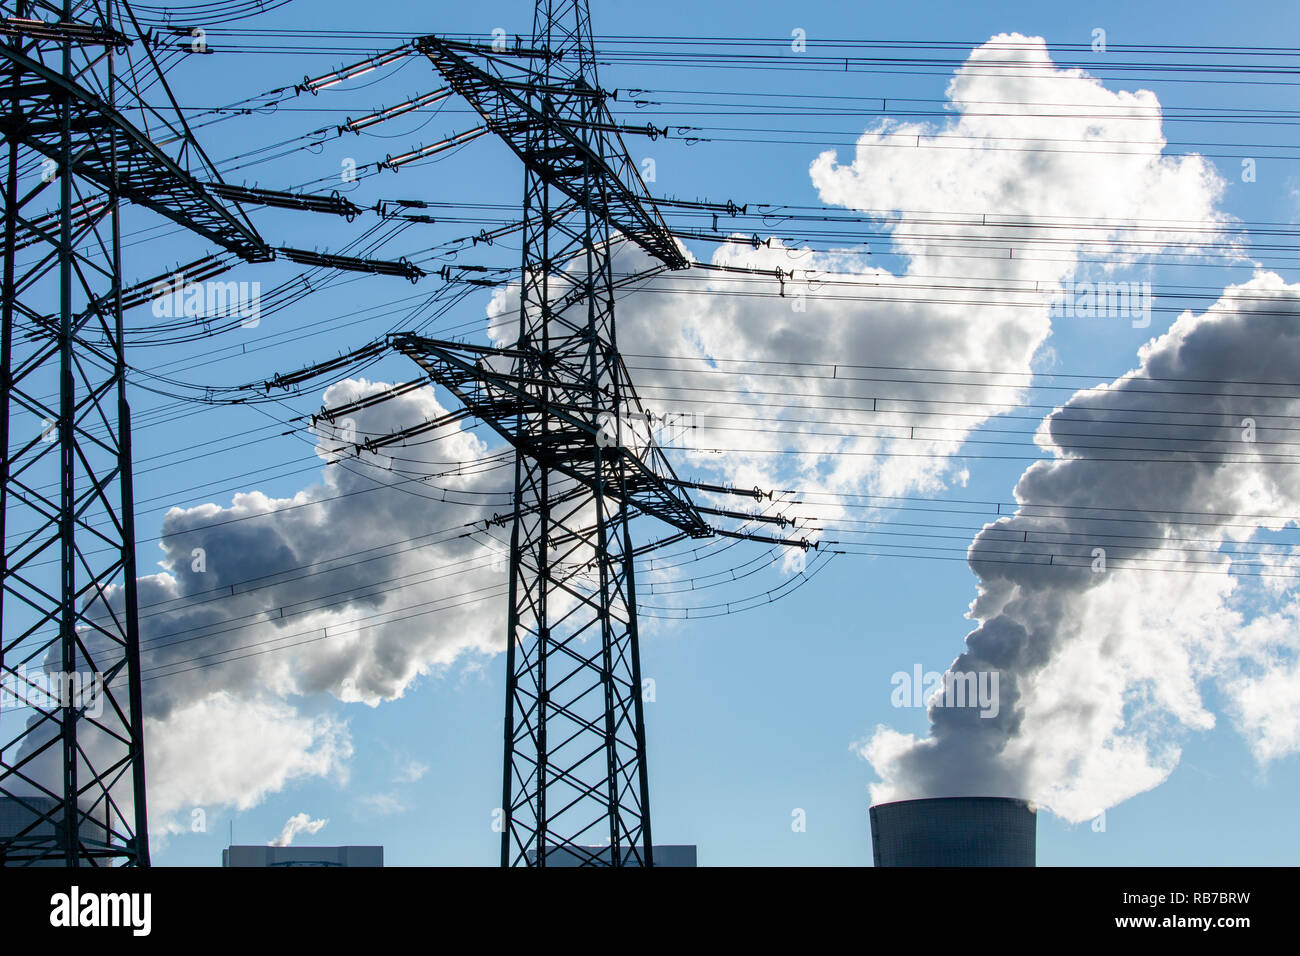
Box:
[357,792,407,816]
[269,811,328,847]
[24,379,512,838]
[838,34,1300,822]
[393,758,429,784]
[148,692,351,829]
[862,275,1300,820]
[564,33,1235,526]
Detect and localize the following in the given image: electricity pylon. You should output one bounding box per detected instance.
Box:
[396,0,709,866]
[0,0,265,865]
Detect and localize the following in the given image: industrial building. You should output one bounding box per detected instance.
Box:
[870,796,1036,866]
[222,845,384,867]
[0,796,112,866]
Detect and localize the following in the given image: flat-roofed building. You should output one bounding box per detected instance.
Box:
[222,844,384,867]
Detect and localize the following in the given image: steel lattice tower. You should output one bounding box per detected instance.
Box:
[0,0,265,865]
[396,0,709,866]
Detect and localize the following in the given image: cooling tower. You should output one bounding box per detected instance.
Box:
[870,796,1036,866]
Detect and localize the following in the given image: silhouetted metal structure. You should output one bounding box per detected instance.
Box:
[396,0,707,866]
[0,0,265,865]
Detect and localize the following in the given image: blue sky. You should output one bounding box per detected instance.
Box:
[11,0,1299,865]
